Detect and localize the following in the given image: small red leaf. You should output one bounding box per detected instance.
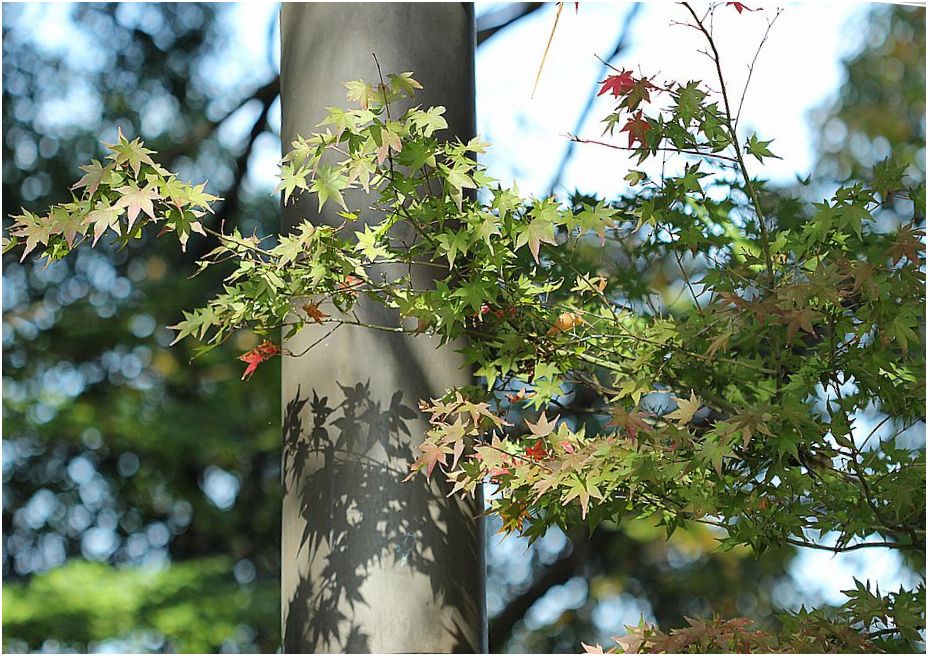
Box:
[525,438,549,461]
[238,340,281,381]
[597,70,636,98]
[726,2,757,13]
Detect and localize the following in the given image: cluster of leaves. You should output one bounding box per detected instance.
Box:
[584,579,924,653]
[5,4,925,652]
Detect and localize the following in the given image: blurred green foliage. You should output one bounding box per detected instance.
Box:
[815,4,925,181]
[2,557,277,652]
[3,4,282,651]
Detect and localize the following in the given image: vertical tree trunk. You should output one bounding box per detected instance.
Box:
[278,4,485,653]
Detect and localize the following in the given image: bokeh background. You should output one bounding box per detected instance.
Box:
[2,2,924,652]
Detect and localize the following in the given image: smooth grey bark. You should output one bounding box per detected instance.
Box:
[279,4,485,653]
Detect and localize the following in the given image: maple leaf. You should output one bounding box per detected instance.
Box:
[105,127,156,176]
[525,438,548,461]
[515,214,558,264]
[704,331,732,359]
[50,205,86,248]
[277,163,310,205]
[10,210,57,261]
[84,203,124,246]
[114,183,161,231]
[784,307,819,343]
[185,182,221,211]
[238,340,281,381]
[525,412,560,437]
[887,224,925,265]
[620,110,651,148]
[607,407,651,443]
[410,442,447,480]
[665,391,701,425]
[547,311,585,336]
[598,70,636,98]
[71,160,110,197]
[726,2,757,13]
[302,302,329,324]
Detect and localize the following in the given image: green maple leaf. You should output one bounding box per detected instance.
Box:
[746,134,777,163]
[277,163,310,205]
[71,160,110,197]
[345,80,377,109]
[167,206,207,251]
[387,72,422,98]
[106,128,156,176]
[476,212,501,245]
[51,204,87,248]
[572,200,616,244]
[344,156,376,191]
[515,210,558,264]
[492,184,521,218]
[186,182,221,210]
[407,106,447,137]
[311,165,348,211]
[355,225,390,261]
[114,183,160,230]
[436,230,470,268]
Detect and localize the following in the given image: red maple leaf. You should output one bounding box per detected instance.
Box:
[336,274,364,295]
[620,110,651,148]
[525,438,548,461]
[597,70,636,98]
[726,2,757,13]
[238,340,281,380]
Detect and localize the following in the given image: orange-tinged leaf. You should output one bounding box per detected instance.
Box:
[410,441,447,480]
[71,160,110,197]
[607,407,651,444]
[665,391,700,425]
[547,311,584,336]
[620,110,651,148]
[302,302,329,324]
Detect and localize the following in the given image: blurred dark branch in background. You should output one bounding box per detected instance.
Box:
[163,77,280,166]
[489,536,594,651]
[476,3,546,45]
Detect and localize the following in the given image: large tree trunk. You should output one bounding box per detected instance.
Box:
[278,4,485,653]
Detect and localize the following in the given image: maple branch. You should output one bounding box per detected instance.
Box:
[680,2,776,288]
[568,134,740,164]
[734,8,783,133]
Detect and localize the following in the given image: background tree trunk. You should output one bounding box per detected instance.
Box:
[278,4,485,653]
